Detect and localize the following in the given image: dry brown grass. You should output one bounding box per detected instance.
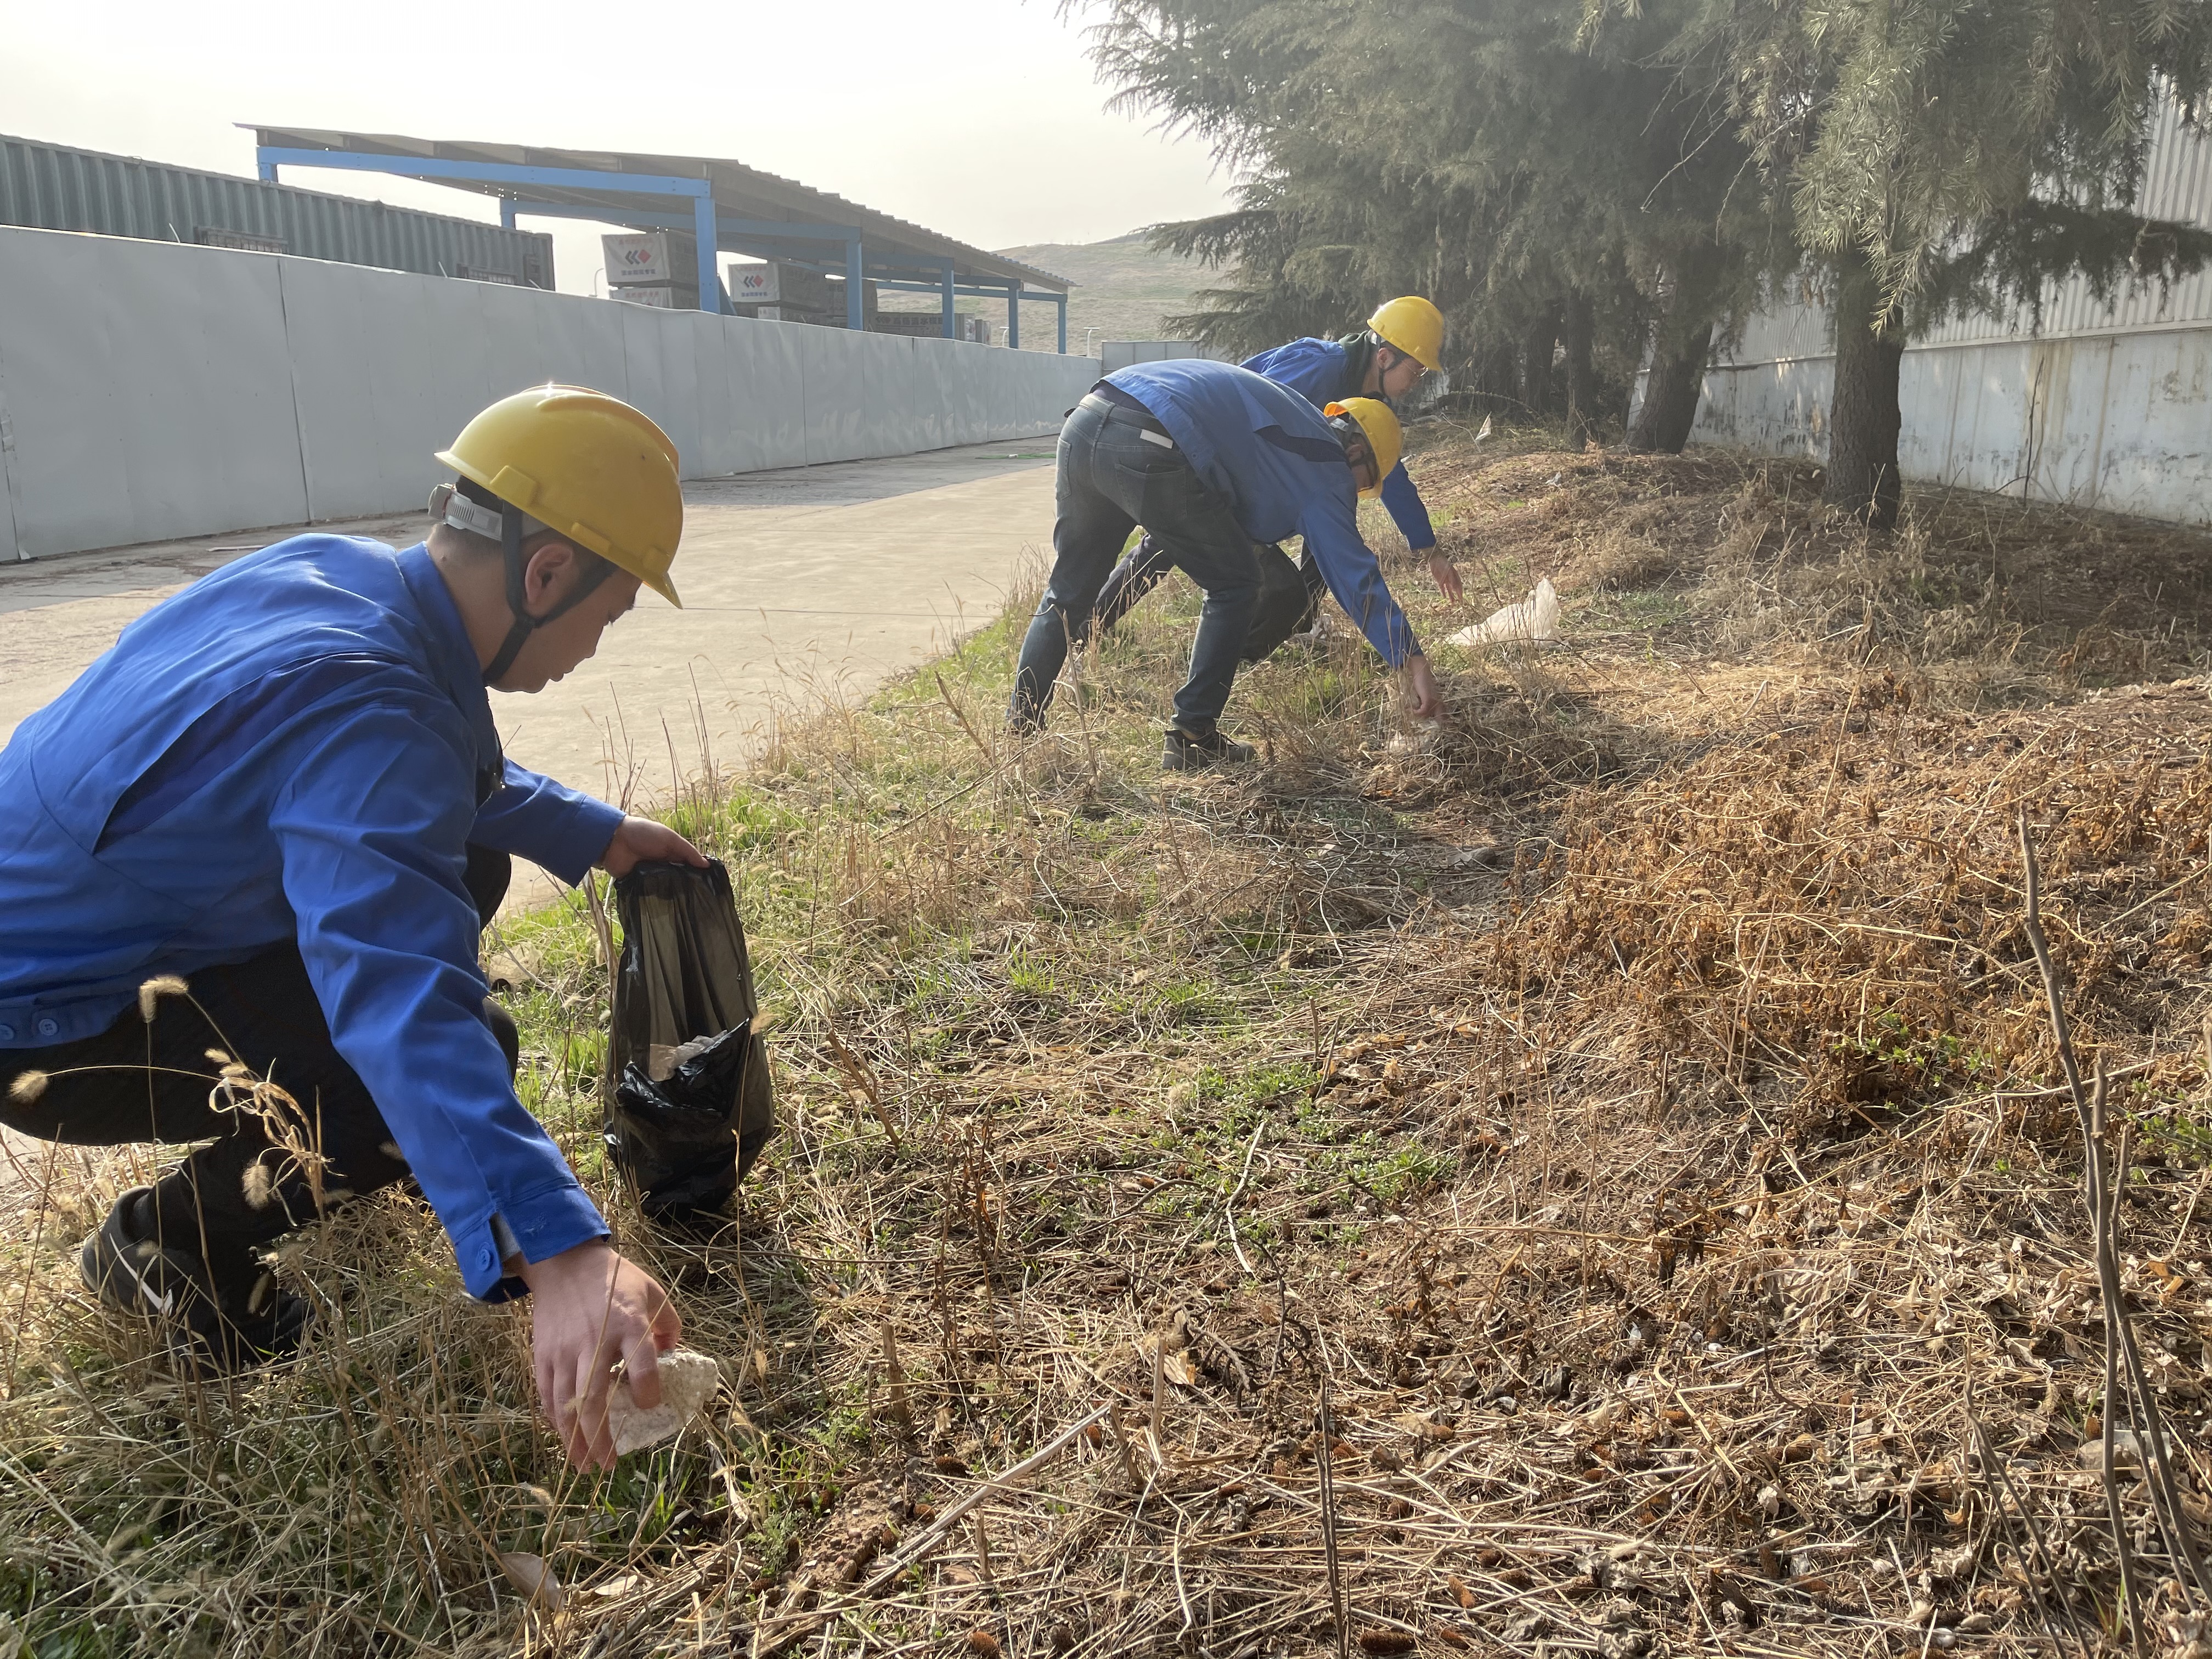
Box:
[4,424,2211,1658]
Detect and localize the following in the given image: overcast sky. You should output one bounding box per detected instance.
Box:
[8,0,1234,295]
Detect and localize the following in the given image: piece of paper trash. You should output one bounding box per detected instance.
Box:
[608,1349,721,1455]
[1443,577,1559,648]
[1473,415,1493,444]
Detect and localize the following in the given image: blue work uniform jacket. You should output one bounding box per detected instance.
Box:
[1239,337,1437,552]
[0,536,622,1299]
[1107,359,1419,666]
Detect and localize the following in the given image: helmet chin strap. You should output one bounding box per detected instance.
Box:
[482,500,615,685]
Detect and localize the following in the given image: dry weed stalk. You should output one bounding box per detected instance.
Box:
[2021,809,2212,1654]
[4,428,2211,1657]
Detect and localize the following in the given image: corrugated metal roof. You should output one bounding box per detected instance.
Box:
[0,133,554,286]
[245,125,1073,292]
[1918,98,2212,345]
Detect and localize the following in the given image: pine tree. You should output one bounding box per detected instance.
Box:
[1085,0,1774,448]
[1673,0,2212,525]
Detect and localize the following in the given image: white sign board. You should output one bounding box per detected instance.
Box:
[611,285,678,308]
[602,233,672,285]
[729,263,781,303]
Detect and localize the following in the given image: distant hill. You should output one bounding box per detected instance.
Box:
[998,232,1211,354]
[877,230,1212,356]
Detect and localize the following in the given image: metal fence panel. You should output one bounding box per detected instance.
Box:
[0,223,1094,560]
[0,134,553,289]
[0,229,307,552]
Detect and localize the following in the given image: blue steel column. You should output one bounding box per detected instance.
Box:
[693,195,720,312]
[499,197,517,230]
[257,160,278,182]
[845,239,865,330]
[941,261,957,339]
[1056,294,1068,354]
[1006,283,1020,350]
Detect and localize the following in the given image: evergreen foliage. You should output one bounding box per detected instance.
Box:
[1081,0,2212,500]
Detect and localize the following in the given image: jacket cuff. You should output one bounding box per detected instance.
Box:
[452,1180,609,1301]
[533,795,625,888]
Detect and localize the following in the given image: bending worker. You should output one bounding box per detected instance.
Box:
[1008,358,1443,770]
[0,386,693,1470]
[1094,297,1462,639]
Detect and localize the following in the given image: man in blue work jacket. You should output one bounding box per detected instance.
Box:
[0,386,693,1470]
[1008,359,1444,769]
[1093,296,1464,646]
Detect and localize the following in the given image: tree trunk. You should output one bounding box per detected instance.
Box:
[1628,320,1712,453]
[1520,305,1560,416]
[1823,246,1905,529]
[1562,289,1598,448]
[1629,239,1724,454]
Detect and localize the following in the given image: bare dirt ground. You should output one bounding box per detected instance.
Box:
[5,420,2212,1658]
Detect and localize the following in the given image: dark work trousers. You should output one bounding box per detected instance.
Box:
[0,847,519,1276]
[1096,534,1328,653]
[1008,395,1260,735]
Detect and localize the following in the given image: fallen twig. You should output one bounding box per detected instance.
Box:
[860,1404,1112,1595]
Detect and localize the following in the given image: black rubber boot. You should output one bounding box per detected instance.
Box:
[79,1186,311,1375]
[1162,726,1257,772]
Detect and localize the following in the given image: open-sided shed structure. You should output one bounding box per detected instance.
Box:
[247,126,1074,350]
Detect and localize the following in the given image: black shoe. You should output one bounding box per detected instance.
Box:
[80,1187,311,1374]
[1163,727,1256,772]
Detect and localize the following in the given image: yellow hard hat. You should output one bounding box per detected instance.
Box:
[1324,398,1402,498]
[1367,296,1445,373]
[437,385,684,607]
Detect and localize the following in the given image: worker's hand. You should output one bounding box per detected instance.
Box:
[515,1238,681,1471]
[1426,552,1464,604]
[599,815,707,877]
[1402,654,1444,721]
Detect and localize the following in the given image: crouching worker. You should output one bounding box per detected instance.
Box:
[1093,297,1463,642]
[1008,359,1443,770]
[0,386,696,1469]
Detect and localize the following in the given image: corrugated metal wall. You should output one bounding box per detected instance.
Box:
[1920,99,2212,346]
[0,134,554,288]
[1676,99,2212,527]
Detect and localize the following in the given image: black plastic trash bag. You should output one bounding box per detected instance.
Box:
[605,859,775,1217]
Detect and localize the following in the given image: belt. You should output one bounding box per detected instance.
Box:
[1082,383,1175,444]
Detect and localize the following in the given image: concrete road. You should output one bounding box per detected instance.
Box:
[0,437,1060,909]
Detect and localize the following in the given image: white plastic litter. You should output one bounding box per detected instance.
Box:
[644,1032,720,1084]
[1443,577,1559,648]
[607,1348,721,1455]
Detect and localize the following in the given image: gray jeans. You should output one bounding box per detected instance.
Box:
[1009,396,1259,734]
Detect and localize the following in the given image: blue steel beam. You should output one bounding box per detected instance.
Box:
[256,146,711,201]
[509,200,698,233]
[259,146,722,311]
[874,280,1059,300]
[718,216,863,242]
[693,194,720,312]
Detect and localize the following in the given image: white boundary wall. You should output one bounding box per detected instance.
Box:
[1683,303,2212,528]
[1674,100,2211,529]
[0,226,1096,562]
